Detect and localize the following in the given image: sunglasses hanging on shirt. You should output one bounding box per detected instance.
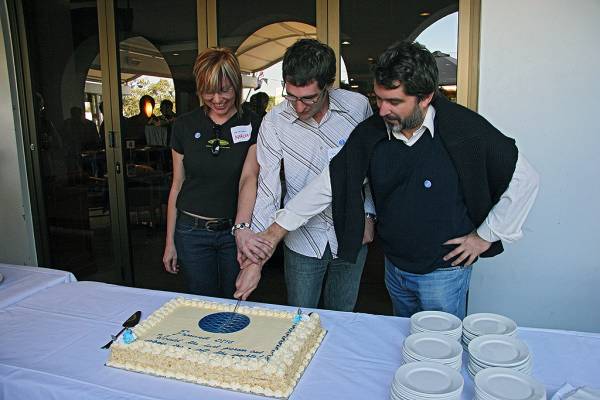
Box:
[210,124,222,156]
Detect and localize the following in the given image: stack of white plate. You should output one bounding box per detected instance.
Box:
[402,332,463,370]
[410,311,462,341]
[467,334,533,378]
[462,313,517,351]
[474,367,546,400]
[390,361,464,400]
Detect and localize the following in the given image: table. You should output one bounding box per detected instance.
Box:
[1,280,599,400]
[0,264,76,308]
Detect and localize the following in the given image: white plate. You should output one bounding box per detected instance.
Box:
[463,313,517,336]
[474,367,546,400]
[411,311,462,333]
[404,332,462,361]
[565,387,600,400]
[469,335,530,366]
[394,361,464,396]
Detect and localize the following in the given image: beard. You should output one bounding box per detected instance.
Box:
[385,103,425,132]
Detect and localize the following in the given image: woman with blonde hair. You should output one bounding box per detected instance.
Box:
[162,47,268,298]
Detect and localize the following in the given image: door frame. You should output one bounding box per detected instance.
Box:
[98,0,133,283]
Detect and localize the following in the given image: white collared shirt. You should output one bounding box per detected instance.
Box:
[252,88,373,258]
[275,104,540,245]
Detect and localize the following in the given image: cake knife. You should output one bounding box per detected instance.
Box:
[232,298,241,314]
[219,299,242,333]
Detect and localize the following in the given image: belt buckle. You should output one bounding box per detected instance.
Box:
[205,219,228,231]
[205,220,220,231]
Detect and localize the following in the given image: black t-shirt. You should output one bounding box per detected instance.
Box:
[171,108,259,219]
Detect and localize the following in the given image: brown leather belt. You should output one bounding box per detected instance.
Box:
[179,211,233,232]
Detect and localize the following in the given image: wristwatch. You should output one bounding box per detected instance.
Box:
[365,213,378,223]
[231,222,251,236]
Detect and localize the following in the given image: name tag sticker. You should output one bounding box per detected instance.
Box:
[231,124,252,144]
[327,146,343,161]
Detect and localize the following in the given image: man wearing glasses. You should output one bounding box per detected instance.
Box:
[240,39,375,311]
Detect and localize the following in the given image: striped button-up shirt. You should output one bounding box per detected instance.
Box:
[252,88,373,258]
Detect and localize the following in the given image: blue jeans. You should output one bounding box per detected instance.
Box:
[384,257,472,319]
[174,213,238,298]
[284,244,367,312]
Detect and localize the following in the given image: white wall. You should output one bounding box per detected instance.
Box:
[0,5,37,265]
[470,0,600,332]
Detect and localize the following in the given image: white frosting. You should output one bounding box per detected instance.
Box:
[107,298,325,398]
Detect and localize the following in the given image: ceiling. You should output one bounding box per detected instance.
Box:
[235,22,317,73]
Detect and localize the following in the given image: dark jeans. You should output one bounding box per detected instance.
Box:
[284,243,368,311]
[384,257,472,319]
[174,212,238,298]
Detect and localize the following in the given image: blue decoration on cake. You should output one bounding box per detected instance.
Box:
[123,328,136,344]
[292,308,302,324]
[199,312,250,333]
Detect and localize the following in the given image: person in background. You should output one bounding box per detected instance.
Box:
[249,91,269,120]
[62,106,100,182]
[162,48,267,298]
[159,99,176,121]
[234,39,375,311]
[155,99,177,145]
[236,41,539,320]
[125,95,155,146]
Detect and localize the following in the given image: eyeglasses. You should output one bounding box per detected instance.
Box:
[282,87,325,105]
[203,86,235,100]
[210,125,222,156]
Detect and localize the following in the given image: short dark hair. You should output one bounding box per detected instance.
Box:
[250,92,269,112]
[373,41,438,100]
[282,39,336,89]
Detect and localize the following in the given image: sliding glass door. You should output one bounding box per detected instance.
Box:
[13,0,197,291]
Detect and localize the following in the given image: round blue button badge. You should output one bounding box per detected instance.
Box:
[424,179,432,189]
[194,132,201,139]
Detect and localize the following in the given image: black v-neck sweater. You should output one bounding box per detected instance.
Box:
[369,129,475,274]
[330,95,518,264]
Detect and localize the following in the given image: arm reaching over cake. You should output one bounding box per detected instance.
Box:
[234,165,335,300]
[234,225,288,300]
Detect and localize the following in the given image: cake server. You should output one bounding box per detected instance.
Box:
[101,310,141,349]
[218,299,242,333]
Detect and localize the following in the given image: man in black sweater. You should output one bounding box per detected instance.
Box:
[235,41,539,319]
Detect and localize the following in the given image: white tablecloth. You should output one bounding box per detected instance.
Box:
[0,264,76,308]
[1,280,598,400]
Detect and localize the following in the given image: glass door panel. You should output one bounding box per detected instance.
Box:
[113,0,198,292]
[217,0,316,107]
[20,0,118,281]
[340,0,459,100]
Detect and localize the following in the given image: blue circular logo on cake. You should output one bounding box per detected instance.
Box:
[198,312,250,333]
